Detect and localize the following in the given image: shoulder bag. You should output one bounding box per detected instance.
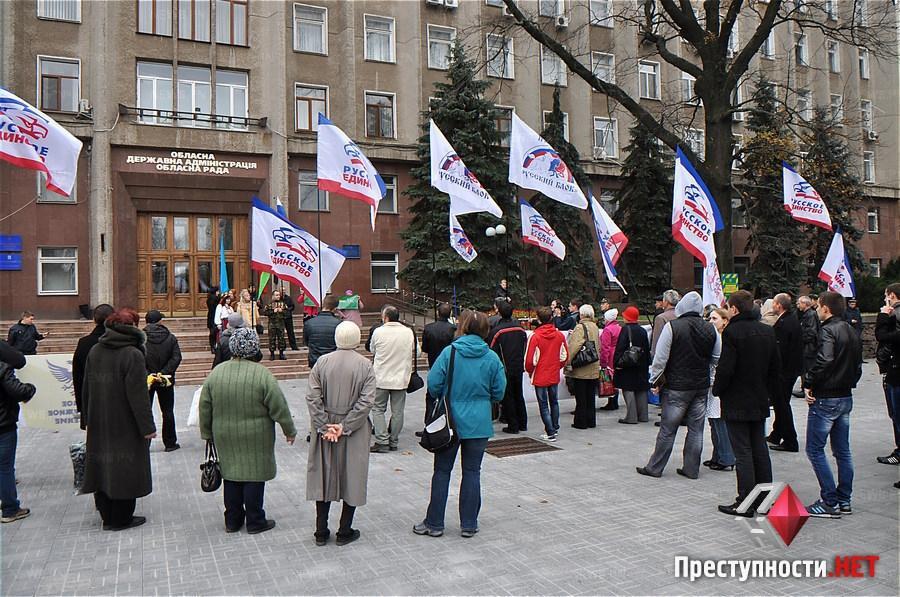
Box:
[615,325,645,369]
[571,323,599,369]
[200,439,222,492]
[407,330,425,393]
[419,347,459,453]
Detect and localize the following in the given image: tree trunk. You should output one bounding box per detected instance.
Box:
[704,115,735,273]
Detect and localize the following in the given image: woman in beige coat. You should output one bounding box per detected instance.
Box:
[567,304,601,429]
[306,321,376,547]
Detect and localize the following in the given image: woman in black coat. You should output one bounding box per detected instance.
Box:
[81,308,157,531]
[612,307,651,424]
[206,286,220,353]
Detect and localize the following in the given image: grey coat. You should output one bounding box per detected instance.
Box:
[305,349,376,506]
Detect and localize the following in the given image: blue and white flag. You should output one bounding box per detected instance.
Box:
[588,191,628,267]
[275,197,287,218]
[520,198,566,260]
[672,146,724,266]
[449,212,478,263]
[317,114,386,230]
[508,112,587,209]
[782,161,832,230]
[818,228,856,298]
[589,200,625,293]
[430,120,503,218]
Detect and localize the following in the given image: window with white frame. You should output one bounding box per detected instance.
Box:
[685,129,704,159]
[427,25,456,70]
[299,170,328,211]
[854,0,868,27]
[214,69,247,130]
[377,175,397,213]
[38,247,78,295]
[37,172,76,203]
[829,94,843,124]
[794,32,808,66]
[867,207,880,232]
[870,258,882,277]
[178,0,210,42]
[138,0,172,36]
[542,110,569,141]
[727,21,739,58]
[681,72,699,104]
[364,15,395,62]
[732,83,744,121]
[177,65,211,126]
[371,252,399,291]
[38,57,80,113]
[37,0,80,22]
[216,0,248,46]
[486,34,513,79]
[599,190,617,217]
[860,99,873,131]
[732,197,746,227]
[825,0,836,20]
[858,48,870,79]
[137,61,173,124]
[295,84,327,132]
[495,107,513,148]
[827,40,840,72]
[293,4,327,54]
[589,0,612,27]
[591,52,614,84]
[762,29,775,58]
[485,0,505,6]
[639,61,660,100]
[538,0,562,17]
[862,151,875,183]
[593,117,618,158]
[365,92,394,138]
[797,90,811,120]
[540,46,567,86]
[732,135,744,170]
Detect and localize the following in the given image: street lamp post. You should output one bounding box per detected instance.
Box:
[485,223,509,287]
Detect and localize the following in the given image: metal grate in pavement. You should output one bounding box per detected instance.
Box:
[485,436,561,458]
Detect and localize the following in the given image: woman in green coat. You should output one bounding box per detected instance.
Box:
[200,327,297,534]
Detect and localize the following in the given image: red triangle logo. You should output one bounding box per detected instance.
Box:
[766,485,810,546]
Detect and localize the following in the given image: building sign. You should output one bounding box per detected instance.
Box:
[721,273,739,296]
[0,234,23,252]
[124,151,259,175]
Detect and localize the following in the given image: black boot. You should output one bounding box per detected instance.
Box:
[269,351,275,361]
[279,351,286,360]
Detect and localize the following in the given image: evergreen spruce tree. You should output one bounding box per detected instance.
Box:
[739,79,805,297]
[613,122,674,311]
[400,41,519,309]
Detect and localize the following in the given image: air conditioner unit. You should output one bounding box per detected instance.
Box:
[592,146,608,161]
[444,0,459,8]
[425,0,444,6]
[555,15,569,28]
[78,98,92,113]
[866,129,879,142]
[502,5,515,17]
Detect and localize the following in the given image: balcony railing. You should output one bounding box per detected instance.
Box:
[117,104,268,131]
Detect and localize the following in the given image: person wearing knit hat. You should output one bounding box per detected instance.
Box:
[306,320,376,546]
[613,306,652,425]
[229,327,260,359]
[212,313,261,368]
[599,308,623,411]
[622,306,640,324]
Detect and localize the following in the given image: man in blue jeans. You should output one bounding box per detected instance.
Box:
[0,360,37,524]
[875,283,900,470]
[524,307,568,442]
[802,291,863,519]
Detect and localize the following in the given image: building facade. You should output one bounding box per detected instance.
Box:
[1,0,897,319]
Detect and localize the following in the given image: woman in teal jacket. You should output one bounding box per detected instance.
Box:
[414,310,506,538]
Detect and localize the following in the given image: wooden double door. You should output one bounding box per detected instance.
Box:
[137,213,249,316]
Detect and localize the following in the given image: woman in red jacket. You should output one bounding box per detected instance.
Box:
[525,307,569,442]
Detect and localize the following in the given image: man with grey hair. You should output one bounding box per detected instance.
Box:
[768,293,803,452]
[651,290,681,357]
[369,305,418,453]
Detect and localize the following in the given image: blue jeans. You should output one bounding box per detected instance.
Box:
[535,386,560,436]
[709,418,736,466]
[805,397,854,506]
[644,388,707,477]
[424,438,488,532]
[0,430,20,517]
[883,382,900,453]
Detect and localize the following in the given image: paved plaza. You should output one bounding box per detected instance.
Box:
[1,363,898,596]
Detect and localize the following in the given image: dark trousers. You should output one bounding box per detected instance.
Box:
[884,381,900,453]
[502,372,527,431]
[0,430,20,517]
[726,419,773,502]
[769,375,799,449]
[315,501,356,537]
[573,378,596,428]
[208,326,218,352]
[223,480,266,531]
[284,313,299,350]
[149,385,177,448]
[94,491,136,528]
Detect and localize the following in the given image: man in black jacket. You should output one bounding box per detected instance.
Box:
[0,360,37,523]
[797,295,820,380]
[418,303,457,433]
[768,293,803,452]
[0,341,25,370]
[488,300,528,433]
[281,289,299,351]
[802,291,862,519]
[875,282,900,467]
[143,310,183,452]
[73,304,114,430]
[303,295,341,367]
[7,312,47,355]
[713,291,781,517]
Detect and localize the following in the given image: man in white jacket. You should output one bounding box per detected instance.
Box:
[369,305,418,452]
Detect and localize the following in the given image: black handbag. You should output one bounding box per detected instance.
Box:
[419,347,459,453]
[615,325,645,369]
[571,323,599,369]
[200,439,222,492]
[407,331,425,393]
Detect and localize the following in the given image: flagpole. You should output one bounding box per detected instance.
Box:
[316,197,324,307]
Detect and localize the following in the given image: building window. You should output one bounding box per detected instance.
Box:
[858,48,870,79]
[178,0,210,41]
[215,69,248,130]
[794,32,808,66]
[858,100,874,135]
[538,0,562,17]
[827,40,840,73]
[870,258,882,277]
[829,94,843,125]
[762,29,775,58]
[377,175,397,213]
[542,110,569,141]
[693,261,703,290]
[137,61,174,124]
[685,129,705,159]
[299,170,328,211]
[540,46,567,86]
[485,0,505,6]
[364,15,395,63]
[495,106,513,148]
[825,0,836,20]
[593,117,618,158]
[589,0,612,27]
[486,34,513,79]
[38,247,78,295]
[37,172,76,203]
[681,72,698,104]
[862,151,875,183]
[37,0,80,22]
[732,197,746,227]
[732,83,744,121]
[797,90,811,121]
[138,0,172,36]
[732,135,744,170]
[177,65,212,127]
[599,190,617,216]
[38,57,80,113]
[215,0,248,46]
[427,25,456,70]
[295,84,327,132]
[638,61,660,100]
[365,92,394,139]
[293,3,327,54]
[591,52,614,84]
[867,207,880,232]
[371,252,399,291]
[727,21,739,58]
[854,0,868,27]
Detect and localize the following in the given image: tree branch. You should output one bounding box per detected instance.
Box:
[725,0,783,90]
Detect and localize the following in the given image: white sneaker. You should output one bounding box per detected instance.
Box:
[540,433,557,442]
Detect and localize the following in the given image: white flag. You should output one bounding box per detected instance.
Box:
[250,198,346,306]
[430,120,502,217]
[702,260,727,308]
[589,193,628,267]
[589,201,626,293]
[508,112,587,209]
[672,146,724,266]
[449,212,478,263]
[0,87,82,196]
[818,228,856,298]
[782,161,832,230]
[520,198,566,260]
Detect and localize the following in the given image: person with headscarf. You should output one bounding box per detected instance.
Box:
[599,308,622,411]
[760,298,779,326]
[199,328,296,534]
[305,321,376,546]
